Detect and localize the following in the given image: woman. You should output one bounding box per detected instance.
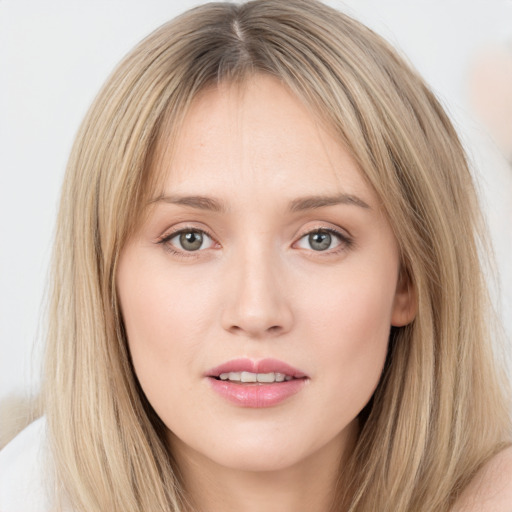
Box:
[1,1,511,511]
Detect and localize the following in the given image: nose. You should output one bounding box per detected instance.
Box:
[221,246,294,338]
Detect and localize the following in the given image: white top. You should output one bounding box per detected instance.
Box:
[0,417,53,512]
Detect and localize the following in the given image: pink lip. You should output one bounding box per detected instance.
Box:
[206,358,307,379]
[205,358,308,408]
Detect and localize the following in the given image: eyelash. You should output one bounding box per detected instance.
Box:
[156,225,353,260]
[156,226,218,260]
[295,227,353,255]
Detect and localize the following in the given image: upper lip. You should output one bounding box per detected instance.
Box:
[206,358,307,379]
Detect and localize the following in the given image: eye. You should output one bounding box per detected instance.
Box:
[295,228,350,252]
[162,229,215,252]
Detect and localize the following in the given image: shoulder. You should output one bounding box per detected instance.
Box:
[451,446,512,512]
[0,416,53,512]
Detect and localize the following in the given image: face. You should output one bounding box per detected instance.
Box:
[117,75,414,475]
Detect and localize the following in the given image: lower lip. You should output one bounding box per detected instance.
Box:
[207,378,307,408]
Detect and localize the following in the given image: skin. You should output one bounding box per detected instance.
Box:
[117,74,416,512]
[451,446,512,512]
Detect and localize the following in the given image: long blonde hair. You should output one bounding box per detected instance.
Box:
[43,1,511,510]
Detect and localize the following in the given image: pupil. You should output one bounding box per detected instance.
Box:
[309,231,331,251]
[180,231,203,251]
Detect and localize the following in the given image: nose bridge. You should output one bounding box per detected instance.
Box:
[222,234,293,337]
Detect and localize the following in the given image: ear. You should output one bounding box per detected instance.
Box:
[391,268,417,327]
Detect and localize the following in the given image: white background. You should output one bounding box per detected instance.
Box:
[1,0,512,405]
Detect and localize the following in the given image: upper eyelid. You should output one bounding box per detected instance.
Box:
[300,227,346,240]
[158,224,348,241]
[157,227,217,257]
[158,224,216,243]
[296,224,350,239]
[293,226,352,250]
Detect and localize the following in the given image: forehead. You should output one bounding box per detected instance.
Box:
[151,74,376,209]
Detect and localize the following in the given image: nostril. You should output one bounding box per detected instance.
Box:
[227,324,283,337]
[221,291,294,337]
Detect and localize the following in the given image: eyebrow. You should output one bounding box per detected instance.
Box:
[151,193,371,212]
[288,194,371,212]
[151,194,227,212]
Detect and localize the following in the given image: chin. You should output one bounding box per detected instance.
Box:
[210,445,305,473]
[176,429,312,473]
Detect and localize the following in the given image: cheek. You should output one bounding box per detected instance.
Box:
[117,257,216,403]
[120,255,214,340]
[299,266,396,411]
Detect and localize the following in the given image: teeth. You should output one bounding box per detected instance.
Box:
[256,373,274,383]
[217,371,292,383]
[241,371,257,383]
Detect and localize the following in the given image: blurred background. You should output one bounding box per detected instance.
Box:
[1,0,511,444]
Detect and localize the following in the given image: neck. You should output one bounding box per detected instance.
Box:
[169,423,358,512]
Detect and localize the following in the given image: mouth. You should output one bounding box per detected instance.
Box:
[205,358,308,407]
[206,357,307,382]
[214,371,296,383]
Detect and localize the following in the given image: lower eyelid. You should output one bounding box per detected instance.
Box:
[157,227,352,256]
[295,229,352,251]
[157,227,217,251]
